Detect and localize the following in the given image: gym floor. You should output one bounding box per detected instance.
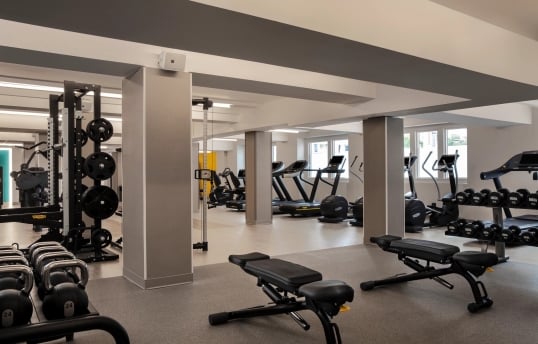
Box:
[3,206,538,343]
[3,206,538,276]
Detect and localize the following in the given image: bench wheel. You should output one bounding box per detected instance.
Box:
[467,298,493,313]
[360,281,375,291]
[209,312,229,325]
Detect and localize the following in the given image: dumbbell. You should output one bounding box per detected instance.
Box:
[41,259,89,320]
[526,191,538,209]
[520,228,538,245]
[463,220,487,238]
[0,264,34,328]
[471,189,491,206]
[446,219,468,236]
[480,223,501,241]
[487,188,510,207]
[508,189,530,208]
[455,188,475,205]
[500,225,521,243]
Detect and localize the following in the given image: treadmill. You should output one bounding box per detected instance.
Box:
[279,156,346,217]
[272,160,309,213]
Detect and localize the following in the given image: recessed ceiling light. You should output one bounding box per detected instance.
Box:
[0,81,122,99]
[0,109,49,117]
[212,138,237,142]
[213,102,231,108]
[270,129,300,134]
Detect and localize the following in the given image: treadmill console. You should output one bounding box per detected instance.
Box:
[323,155,345,172]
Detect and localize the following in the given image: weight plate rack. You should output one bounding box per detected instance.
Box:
[58,81,119,263]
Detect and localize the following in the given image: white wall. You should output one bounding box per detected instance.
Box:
[412,109,538,222]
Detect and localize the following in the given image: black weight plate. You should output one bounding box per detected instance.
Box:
[84,152,116,180]
[75,128,88,147]
[82,185,119,219]
[91,228,112,249]
[86,118,114,142]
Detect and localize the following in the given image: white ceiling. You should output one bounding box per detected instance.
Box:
[0,1,536,146]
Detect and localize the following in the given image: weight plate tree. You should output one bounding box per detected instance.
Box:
[60,81,119,262]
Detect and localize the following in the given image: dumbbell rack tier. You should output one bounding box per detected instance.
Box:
[59,82,118,263]
[448,151,538,261]
[0,246,129,344]
[1,292,130,344]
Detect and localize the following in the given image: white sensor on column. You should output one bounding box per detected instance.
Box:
[158,52,186,72]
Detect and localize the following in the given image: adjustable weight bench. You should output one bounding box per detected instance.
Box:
[361,235,498,313]
[209,252,354,344]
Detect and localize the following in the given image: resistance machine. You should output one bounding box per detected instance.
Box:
[209,252,354,344]
[361,235,498,313]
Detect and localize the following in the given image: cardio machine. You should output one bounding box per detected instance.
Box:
[421,151,460,226]
[279,156,345,217]
[404,155,427,232]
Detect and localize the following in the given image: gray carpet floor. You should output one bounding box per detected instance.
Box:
[48,244,538,343]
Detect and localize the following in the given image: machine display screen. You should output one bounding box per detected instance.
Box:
[519,152,538,166]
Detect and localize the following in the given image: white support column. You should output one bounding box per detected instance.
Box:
[363,117,404,239]
[122,67,193,288]
[245,131,273,225]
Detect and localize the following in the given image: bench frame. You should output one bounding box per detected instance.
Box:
[209,253,352,344]
[361,236,496,313]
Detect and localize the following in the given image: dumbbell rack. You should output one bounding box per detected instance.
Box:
[448,151,538,261]
[0,244,129,343]
[57,81,119,262]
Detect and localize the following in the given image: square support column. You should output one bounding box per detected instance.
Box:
[363,117,404,239]
[122,67,193,288]
[245,131,272,225]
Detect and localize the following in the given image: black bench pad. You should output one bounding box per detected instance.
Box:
[299,280,354,304]
[453,251,498,267]
[390,239,460,263]
[229,252,270,268]
[244,259,322,293]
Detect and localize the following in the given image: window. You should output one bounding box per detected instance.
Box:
[333,139,349,178]
[446,128,467,178]
[405,127,468,181]
[417,131,438,178]
[308,140,328,177]
[306,137,349,178]
[403,133,411,158]
[272,144,277,161]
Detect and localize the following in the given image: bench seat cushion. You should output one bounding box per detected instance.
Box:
[229,252,270,268]
[298,280,354,304]
[244,259,322,293]
[390,239,460,263]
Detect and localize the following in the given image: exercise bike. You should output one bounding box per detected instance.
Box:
[421,151,460,227]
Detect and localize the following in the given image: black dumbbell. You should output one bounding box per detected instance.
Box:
[526,192,538,209]
[520,228,538,245]
[500,225,521,243]
[508,189,530,208]
[446,219,468,236]
[480,223,501,241]
[41,259,89,320]
[487,188,510,207]
[471,189,491,206]
[455,188,475,205]
[0,264,34,328]
[463,220,486,238]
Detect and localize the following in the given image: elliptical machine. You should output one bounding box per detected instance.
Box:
[404,155,427,233]
[421,151,460,226]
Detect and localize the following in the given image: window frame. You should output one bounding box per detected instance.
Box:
[404,126,467,182]
[304,135,350,180]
